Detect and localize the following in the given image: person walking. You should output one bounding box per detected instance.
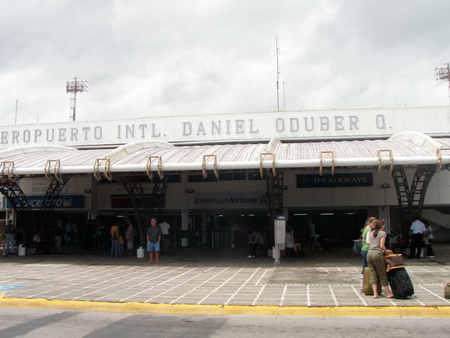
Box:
[110,222,119,257]
[65,221,73,246]
[408,216,426,259]
[424,220,435,258]
[54,219,64,254]
[125,222,135,256]
[0,220,6,257]
[306,218,322,252]
[5,219,16,255]
[146,218,161,265]
[158,221,170,254]
[367,219,394,299]
[360,216,376,290]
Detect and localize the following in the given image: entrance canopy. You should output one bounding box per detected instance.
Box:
[0,132,449,179]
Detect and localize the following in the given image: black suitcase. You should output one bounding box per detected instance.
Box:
[387,268,414,299]
[425,244,435,257]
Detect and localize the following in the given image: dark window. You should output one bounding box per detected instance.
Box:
[219,173,232,181]
[205,173,218,182]
[189,175,203,182]
[233,172,246,180]
[248,172,262,180]
[166,174,181,183]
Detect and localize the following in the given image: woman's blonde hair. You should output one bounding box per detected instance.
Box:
[361,216,376,233]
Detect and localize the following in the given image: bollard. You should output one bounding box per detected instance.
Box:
[445,282,450,299]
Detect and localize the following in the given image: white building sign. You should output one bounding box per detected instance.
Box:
[191,192,268,209]
[1,106,449,149]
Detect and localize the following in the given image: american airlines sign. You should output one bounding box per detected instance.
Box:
[0,106,448,149]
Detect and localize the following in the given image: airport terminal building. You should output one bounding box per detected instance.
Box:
[1,106,449,250]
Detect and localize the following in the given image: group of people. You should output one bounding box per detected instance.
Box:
[284,218,322,258]
[110,221,136,257]
[0,219,16,257]
[408,216,435,259]
[109,217,170,265]
[359,217,394,299]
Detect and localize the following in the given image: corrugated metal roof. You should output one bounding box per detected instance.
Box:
[0,132,448,176]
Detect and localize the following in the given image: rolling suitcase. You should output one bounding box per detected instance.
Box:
[387,267,414,299]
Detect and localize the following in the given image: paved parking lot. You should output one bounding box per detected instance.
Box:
[0,245,449,308]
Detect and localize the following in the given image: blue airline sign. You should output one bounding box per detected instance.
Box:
[7,195,84,209]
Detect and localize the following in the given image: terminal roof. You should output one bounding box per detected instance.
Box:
[0,132,449,178]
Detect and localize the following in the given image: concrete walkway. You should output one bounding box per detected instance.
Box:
[0,244,449,316]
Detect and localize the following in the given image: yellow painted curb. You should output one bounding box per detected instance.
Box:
[0,298,449,317]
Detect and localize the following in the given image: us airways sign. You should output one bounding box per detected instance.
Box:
[0,106,448,149]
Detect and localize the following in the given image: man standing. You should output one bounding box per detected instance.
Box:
[408,216,426,259]
[146,218,161,265]
[5,219,16,255]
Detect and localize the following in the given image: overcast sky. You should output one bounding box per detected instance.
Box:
[1,0,449,125]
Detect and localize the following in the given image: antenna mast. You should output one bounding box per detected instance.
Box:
[276,38,280,111]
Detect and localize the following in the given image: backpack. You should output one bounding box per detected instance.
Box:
[112,228,118,240]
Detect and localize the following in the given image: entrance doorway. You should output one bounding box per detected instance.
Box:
[288,209,367,249]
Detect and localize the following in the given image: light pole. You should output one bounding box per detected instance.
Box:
[434,63,450,104]
[66,77,88,121]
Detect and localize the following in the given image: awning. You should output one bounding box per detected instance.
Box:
[0,131,449,179]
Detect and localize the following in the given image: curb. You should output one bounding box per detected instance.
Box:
[1,298,449,317]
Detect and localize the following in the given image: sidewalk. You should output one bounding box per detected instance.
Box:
[0,244,449,316]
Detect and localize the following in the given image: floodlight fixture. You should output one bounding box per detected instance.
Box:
[66,77,89,121]
[434,63,450,104]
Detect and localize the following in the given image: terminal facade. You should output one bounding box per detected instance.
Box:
[0,106,449,250]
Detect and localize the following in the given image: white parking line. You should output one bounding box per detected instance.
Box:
[252,284,266,306]
[279,285,288,306]
[118,267,194,302]
[418,285,450,303]
[255,268,272,286]
[351,285,367,306]
[197,268,245,305]
[329,285,339,306]
[72,266,152,301]
[170,267,230,304]
[412,295,425,306]
[307,285,311,307]
[225,267,261,305]
[95,267,173,302]
[144,266,216,302]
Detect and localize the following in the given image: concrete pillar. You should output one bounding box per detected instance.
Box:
[89,176,98,220]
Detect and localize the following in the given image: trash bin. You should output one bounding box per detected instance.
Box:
[137,246,145,259]
[19,244,26,256]
[181,238,188,247]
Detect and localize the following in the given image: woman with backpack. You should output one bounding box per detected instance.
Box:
[110,222,119,257]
